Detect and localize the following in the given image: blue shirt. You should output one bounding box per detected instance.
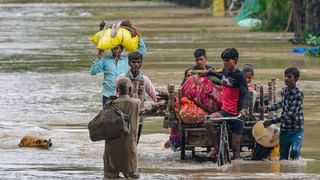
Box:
[90,38,146,97]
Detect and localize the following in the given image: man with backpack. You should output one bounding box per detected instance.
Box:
[103,78,141,179]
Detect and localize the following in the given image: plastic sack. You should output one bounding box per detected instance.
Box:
[120,28,139,52]
[181,75,222,113]
[89,28,139,52]
[90,28,121,50]
[175,97,208,124]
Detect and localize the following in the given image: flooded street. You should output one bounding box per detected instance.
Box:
[0,1,320,179]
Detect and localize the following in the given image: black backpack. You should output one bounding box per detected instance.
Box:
[88,100,130,141]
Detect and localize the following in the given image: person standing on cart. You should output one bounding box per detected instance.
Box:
[206,48,249,160]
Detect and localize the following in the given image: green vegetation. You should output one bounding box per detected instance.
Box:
[252,0,291,32]
[303,33,320,57]
[304,33,320,46]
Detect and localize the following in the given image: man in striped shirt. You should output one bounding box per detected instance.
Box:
[264,67,304,160]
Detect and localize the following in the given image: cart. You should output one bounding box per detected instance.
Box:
[143,79,277,166]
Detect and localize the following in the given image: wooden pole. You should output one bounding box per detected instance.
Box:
[271,78,276,103]
[268,81,273,119]
[259,85,264,121]
[163,84,175,128]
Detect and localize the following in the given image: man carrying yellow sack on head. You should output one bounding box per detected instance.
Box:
[90,20,146,107]
[90,20,141,59]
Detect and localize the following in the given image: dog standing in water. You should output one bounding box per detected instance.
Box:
[18,135,52,149]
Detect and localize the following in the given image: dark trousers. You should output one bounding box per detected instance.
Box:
[252,143,273,160]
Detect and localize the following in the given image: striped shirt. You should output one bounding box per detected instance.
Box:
[268,86,304,131]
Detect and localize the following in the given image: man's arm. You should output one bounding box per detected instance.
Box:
[271,90,303,124]
[90,58,105,75]
[268,101,282,112]
[268,89,284,112]
[238,73,250,115]
[143,76,157,102]
[137,38,147,55]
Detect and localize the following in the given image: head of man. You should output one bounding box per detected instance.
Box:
[111,46,124,60]
[242,64,254,83]
[117,78,133,95]
[221,48,239,71]
[194,48,207,70]
[284,67,300,88]
[128,51,143,76]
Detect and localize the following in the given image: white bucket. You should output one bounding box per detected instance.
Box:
[252,121,280,148]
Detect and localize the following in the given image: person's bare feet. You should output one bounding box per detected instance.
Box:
[207,148,217,158]
[164,140,171,148]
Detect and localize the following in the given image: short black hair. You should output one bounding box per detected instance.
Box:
[285,67,300,79]
[221,48,239,61]
[128,51,143,61]
[194,48,206,58]
[184,67,193,77]
[242,64,254,75]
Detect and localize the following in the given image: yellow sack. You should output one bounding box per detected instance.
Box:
[120,28,140,52]
[89,28,139,52]
[90,29,122,50]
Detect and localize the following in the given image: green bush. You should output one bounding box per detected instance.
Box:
[252,0,291,32]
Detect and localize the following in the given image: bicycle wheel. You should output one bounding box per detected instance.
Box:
[218,122,231,166]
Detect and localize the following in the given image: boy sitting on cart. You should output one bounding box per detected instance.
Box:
[206,48,249,160]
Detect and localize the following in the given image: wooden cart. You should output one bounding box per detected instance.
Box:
[144,79,277,166]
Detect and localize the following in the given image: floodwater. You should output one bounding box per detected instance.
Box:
[0,1,320,179]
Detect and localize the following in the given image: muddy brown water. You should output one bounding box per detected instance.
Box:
[0,1,320,179]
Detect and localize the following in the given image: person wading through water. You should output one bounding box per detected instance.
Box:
[90,21,146,107]
[116,51,157,144]
[103,78,141,179]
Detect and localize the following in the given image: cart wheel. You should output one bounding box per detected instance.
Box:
[180,128,186,160]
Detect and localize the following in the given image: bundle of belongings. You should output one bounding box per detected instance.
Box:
[90,20,140,52]
[88,99,130,142]
[175,73,222,124]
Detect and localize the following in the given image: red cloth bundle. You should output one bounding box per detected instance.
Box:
[181,75,222,113]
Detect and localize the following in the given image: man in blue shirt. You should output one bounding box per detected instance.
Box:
[90,39,146,107]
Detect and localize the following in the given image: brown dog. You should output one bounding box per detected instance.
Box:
[18,135,52,149]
